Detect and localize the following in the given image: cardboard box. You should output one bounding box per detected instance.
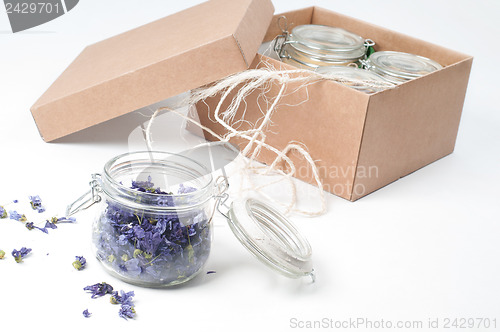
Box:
[193,7,473,201]
[30,0,275,142]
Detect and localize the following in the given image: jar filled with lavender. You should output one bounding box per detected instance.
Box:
[68,148,315,288]
[88,152,214,287]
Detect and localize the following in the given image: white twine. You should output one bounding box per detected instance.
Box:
[145,64,395,217]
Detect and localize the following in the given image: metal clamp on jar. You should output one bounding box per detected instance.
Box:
[273,17,375,69]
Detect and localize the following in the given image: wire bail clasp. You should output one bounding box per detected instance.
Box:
[66,173,103,217]
[273,16,291,60]
[214,174,231,220]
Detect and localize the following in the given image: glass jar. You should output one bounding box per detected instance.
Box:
[274,24,374,69]
[67,150,314,287]
[363,51,443,84]
[92,152,214,287]
[315,65,394,93]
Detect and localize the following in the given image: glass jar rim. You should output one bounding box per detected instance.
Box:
[291,24,365,51]
[101,151,214,212]
[367,51,443,80]
[288,24,366,61]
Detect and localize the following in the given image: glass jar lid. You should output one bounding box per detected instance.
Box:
[316,66,393,93]
[225,194,314,279]
[289,24,366,61]
[367,51,442,82]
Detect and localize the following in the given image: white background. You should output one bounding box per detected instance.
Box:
[1,1,499,331]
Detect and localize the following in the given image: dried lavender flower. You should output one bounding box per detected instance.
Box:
[0,206,7,219]
[73,256,87,270]
[12,247,32,263]
[9,210,27,222]
[118,305,136,320]
[26,222,48,234]
[110,290,135,306]
[51,216,76,224]
[84,282,114,298]
[82,309,91,318]
[29,195,45,213]
[44,221,58,230]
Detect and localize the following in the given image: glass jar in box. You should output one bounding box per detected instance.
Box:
[67,150,314,288]
[274,23,374,69]
[363,51,443,84]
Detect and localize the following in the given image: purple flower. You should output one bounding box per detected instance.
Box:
[82,309,91,318]
[0,206,7,219]
[9,210,27,222]
[132,225,146,239]
[131,176,154,191]
[178,183,197,194]
[29,195,45,213]
[73,256,87,270]
[122,258,142,277]
[110,290,135,306]
[139,231,163,255]
[26,222,48,234]
[44,221,58,229]
[118,305,136,320]
[12,247,32,263]
[84,282,114,298]
[155,196,173,207]
[51,216,76,224]
[13,199,18,203]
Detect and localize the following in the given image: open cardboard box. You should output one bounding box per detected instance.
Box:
[30,0,472,201]
[193,7,473,201]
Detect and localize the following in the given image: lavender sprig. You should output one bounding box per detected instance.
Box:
[26,222,49,234]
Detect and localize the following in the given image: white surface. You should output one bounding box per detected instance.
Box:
[1,1,499,331]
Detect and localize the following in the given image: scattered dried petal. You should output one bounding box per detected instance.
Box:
[29,195,45,213]
[0,206,7,219]
[44,221,58,230]
[118,305,136,320]
[82,309,91,318]
[110,290,135,306]
[73,256,87,270]
[12,247,32,263]
[84,282,114,298]
[9,210,27,222]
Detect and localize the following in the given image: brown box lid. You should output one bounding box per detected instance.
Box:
[31,0,275,142]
